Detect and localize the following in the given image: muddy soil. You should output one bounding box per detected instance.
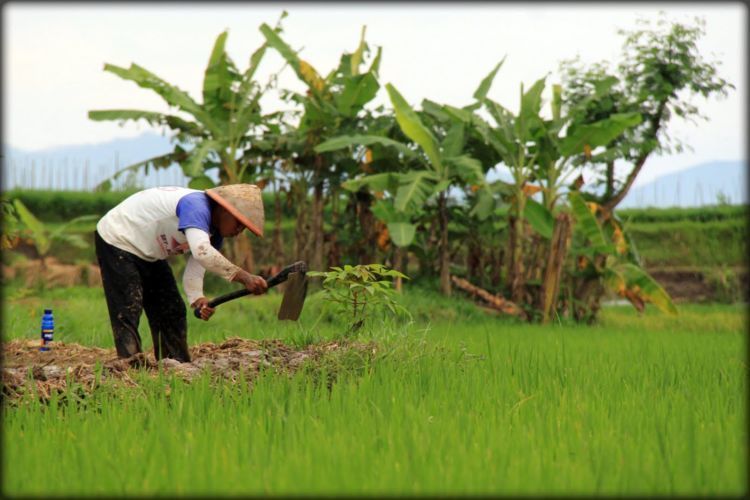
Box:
[648,267,748,303]
[2,337,376,403]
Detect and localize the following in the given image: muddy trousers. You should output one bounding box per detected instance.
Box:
[94,231,190,362]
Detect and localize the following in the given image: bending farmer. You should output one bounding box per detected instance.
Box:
[94,184,267,363]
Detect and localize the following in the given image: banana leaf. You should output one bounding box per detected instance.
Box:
[442,105,475,124]
[368,46,382,77]
[260,24,327,97]
[94,148,189,191]
[88,110,204,136]
[350,26,367,76]
[315,135,415,159]
[335,73,380,117]
[444,155,484,185]
[370,199,409,222]
[102,63,220,136]
[386,84,443,173]
[13,199,49,255]
[243,39,268,83]
[569,191,614,255]
[395,170,440,212]
[516,77,546,139]
[202,31,236,121]
[342,172,400,193]
[188,175,216,190]
[182,140,220,177]
[421,99,451,122]
[469,187,495,220]
[442,122,465,157]
[605,263,677,315]
[387,222,417,247]
[559,112,642,157]
[523,198,554,239]
[473,57,505,101]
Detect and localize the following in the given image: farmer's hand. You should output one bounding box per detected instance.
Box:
[232,269,268,295]
[191,297,216,321]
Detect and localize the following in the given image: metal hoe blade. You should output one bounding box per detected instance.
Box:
[277,271,308,321]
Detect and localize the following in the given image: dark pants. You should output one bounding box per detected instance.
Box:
[94,231,190,362]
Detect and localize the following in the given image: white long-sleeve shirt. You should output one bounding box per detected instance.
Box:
[96,187,241,305]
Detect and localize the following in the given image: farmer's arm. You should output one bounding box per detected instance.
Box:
[183,229,267,318]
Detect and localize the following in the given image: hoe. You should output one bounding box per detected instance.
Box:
[193,261,308,321]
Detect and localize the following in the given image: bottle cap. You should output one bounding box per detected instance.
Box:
[44,309,52,314]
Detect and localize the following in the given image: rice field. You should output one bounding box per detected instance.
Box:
[2,286,747,496]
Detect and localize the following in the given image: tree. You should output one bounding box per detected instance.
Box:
[557,14,733,318]
[560,13,734,212]
[260,23,384,272]
[317,83,491,295]
[89,23,284,189]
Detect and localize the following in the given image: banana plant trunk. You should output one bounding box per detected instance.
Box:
[438,191,451,296]
[311,179,325,272]
[393,246,404,292]
[327,187,341,268]
[293,181,312,262]
[509,210,526,304]
[231,233,255,273]
[572,254,607,323]
[539,213,572,323]
[272,185,285,269]
[356,191,377,265]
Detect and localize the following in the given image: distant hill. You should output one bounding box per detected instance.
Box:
[2,133,187,190]
[619,160,747,208]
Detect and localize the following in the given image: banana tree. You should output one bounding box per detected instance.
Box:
[317,83,491,295]
[566,191,676,322]
[89,16,287,190]
[466,61,642,313]
[260,22,384,272]
[12,199,97,271]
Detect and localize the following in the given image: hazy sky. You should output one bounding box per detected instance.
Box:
[3,2,746,185]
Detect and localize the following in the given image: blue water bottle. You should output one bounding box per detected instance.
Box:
[40,309,54,351]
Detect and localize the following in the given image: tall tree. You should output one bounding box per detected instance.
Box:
[557,14,733,318]
[559,14,733,212]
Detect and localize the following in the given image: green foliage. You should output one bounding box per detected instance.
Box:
[568,194,677,316]
[5,189,296,222]
[625,217,746,268]
[90,14,288,188]
[11,199,98,261]
[308,264,410,332]
[5,189,135,222]
[616,204,746,223]
[1,199,21,249]
[560,14,734,207]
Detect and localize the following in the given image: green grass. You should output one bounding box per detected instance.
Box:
[2,286,747,496]
[626,217,747,267]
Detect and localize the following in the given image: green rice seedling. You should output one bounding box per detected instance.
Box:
[2,286,745,496]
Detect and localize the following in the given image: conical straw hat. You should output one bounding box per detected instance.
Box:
[205,184,265,237]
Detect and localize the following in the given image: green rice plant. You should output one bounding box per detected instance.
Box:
[3,306,745,496]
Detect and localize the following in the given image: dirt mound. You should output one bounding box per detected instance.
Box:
[2,337,376,403]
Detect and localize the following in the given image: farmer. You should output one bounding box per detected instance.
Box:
[94,184,267,363]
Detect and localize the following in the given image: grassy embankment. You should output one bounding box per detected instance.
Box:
[2,284,746,496]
